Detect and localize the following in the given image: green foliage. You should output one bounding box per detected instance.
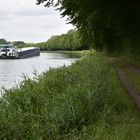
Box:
[0,39,9,44]
[13,41,26,48]
[35,29,88,51]
[37,0,140,57]
[0,52,140,139]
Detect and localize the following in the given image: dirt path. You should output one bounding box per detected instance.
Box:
[112,60,140,111]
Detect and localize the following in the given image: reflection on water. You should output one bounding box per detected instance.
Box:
[0,53,77,90]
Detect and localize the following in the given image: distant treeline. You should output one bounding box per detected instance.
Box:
[0,30,89,51]
[34,30,88,51]
[0,39,31,48]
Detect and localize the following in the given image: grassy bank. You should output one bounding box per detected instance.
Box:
[41,50,90,58]
[0,52,140,139]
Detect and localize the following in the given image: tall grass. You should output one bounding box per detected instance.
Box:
[0,52,140,139]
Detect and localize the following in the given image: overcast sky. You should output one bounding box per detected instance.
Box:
[0,0,74,43]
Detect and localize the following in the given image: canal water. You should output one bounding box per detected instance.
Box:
[0,52,77,90]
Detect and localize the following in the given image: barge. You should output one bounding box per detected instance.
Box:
[0,44,40,59]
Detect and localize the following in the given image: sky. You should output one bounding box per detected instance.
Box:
[0,0,74,43]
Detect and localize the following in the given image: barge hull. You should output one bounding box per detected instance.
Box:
[18,48,40,59]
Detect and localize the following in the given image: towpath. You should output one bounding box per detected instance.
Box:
[112,59,140,111]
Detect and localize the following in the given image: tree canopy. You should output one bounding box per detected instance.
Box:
[37,0,140,57]
[35,29,88,51]
[0,39,8,44]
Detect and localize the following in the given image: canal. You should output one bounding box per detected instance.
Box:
[0,52,77,90]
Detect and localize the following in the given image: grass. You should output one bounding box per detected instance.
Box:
[0,52,140,139]
[123,55,140,67]
[125,70,140,94]
[57,50,92,58]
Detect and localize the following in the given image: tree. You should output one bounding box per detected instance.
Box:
[0,39,8,44]
[13,41,26,47]
[37,0,140,56]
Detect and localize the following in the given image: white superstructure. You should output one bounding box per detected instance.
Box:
[0,44,19,58]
